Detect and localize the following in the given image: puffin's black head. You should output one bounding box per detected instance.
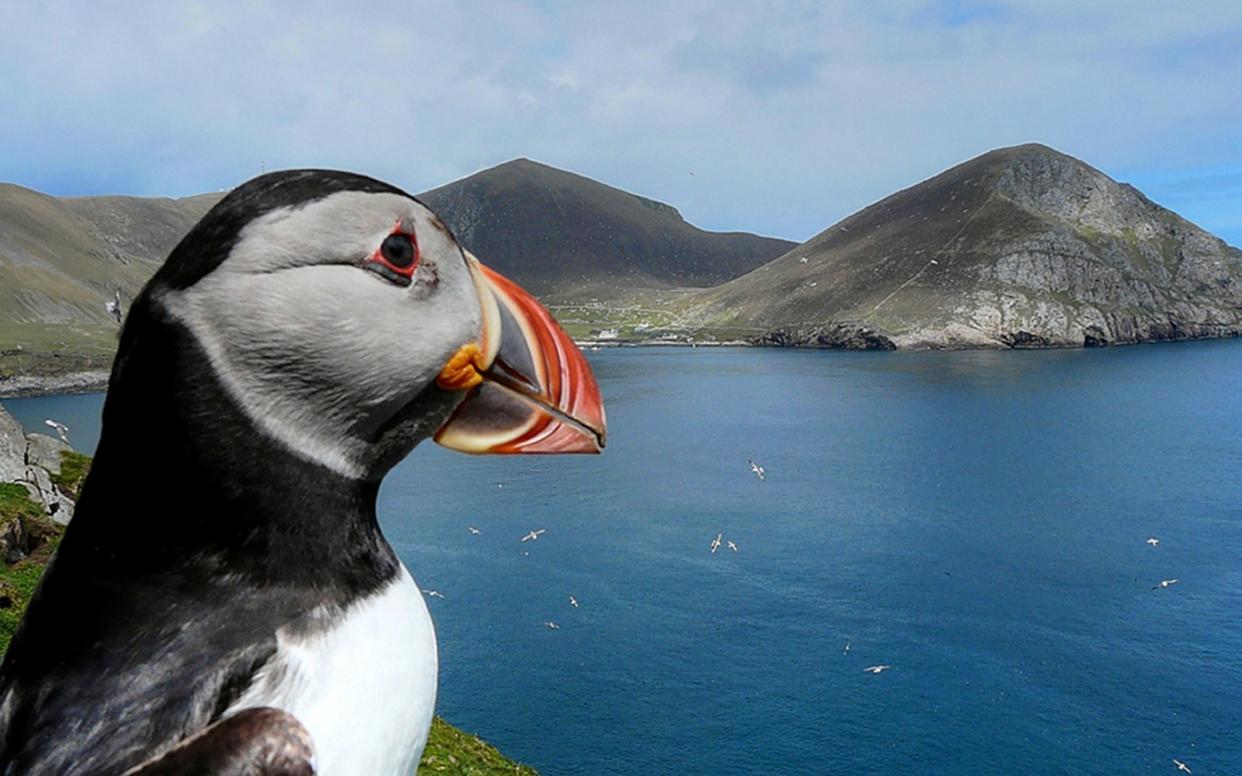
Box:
[115,169,605,481]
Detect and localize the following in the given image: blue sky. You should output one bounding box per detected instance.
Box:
[2,1,1239,246]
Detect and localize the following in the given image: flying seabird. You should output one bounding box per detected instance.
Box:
[105,289,123,324]
[710,532,723,554]
[748,459,765,481]
[726,540,738,552]
[0,170,607,774]
[863,665,891,674]
[1153,579,1179,589]
[521,529,547,542]
[545,621,560,630]
[43,419,70,445]
[422,590,444,599]
[1173,759,1191,773]
[569,595,579,608]
[467,526,481,535]
[798,256,808,264]
[1146,537,1159,546]
[843,641,851,654]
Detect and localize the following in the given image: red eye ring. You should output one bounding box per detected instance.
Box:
[365,226,420,286]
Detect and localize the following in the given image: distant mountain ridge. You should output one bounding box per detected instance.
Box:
[3,145,1241,393]
[419,158,796,294]
[0,161,793,391]
[681,144,1242,349]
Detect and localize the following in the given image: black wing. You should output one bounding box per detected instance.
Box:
[125,707,314,776]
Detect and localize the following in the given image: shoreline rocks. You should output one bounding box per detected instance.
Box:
[0,403,77,527]
[0,370,109,400]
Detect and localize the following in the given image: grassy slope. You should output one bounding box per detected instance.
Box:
[0,455,536,775]
[0,184,222,382]
[0,482,63,649]
[2,163,793,381]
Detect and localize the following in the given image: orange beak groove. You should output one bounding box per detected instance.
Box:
[434,253,606,455]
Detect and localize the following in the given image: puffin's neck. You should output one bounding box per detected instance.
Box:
[66,307,399,603]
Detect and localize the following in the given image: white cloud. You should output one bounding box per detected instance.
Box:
[1,1,1239,243]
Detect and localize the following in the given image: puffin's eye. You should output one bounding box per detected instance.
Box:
[364,229,421,286]
[381,233,416,268]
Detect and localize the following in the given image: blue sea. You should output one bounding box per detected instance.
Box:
[6,342,1242,775]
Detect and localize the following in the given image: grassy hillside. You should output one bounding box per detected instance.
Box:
[0,185,224,385]
[0,456,537,775]
[2,162,792,385]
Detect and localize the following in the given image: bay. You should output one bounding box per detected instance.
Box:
[5,342,1241,775]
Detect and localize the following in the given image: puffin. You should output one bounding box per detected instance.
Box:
[0,170,606,775]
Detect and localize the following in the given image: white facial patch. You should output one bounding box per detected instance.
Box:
[163,190,482,478]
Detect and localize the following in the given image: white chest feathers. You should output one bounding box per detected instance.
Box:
[226,564,438,776]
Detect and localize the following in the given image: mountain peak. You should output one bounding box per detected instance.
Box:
[683,145,1242,350]
[417,160,795,294]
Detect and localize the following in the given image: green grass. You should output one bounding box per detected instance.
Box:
[50,450,91,497]
[0,482,64,652]
[0,465,538,774]
[419,718,539,775]
[0,323,117,382]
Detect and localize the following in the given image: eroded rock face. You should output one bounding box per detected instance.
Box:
[25,433,69,475]
[0,403,77,526]
[751,324,897,350]
[0,409,25,484]
[0,516,27,564]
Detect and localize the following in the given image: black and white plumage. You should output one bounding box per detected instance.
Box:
[0,170,605,774]
[106,288,123,323]
[43,418,70,444]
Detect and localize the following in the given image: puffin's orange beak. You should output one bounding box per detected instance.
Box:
[433,252,606,454]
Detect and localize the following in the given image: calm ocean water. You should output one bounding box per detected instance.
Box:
[5,342,1242,775]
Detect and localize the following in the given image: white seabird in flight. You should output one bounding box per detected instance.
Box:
[521,529,547,542]
[569,595,579,608]
[710,532,723,554]
[105,289,123,324]
[748,460,765,481]
[863,665,891,674]
[44,419,71,445]
[1153,579,1179,589]
[1146,537,1159,546]
[467,526,481,535]
[1173,759,1191,773]
[544,621,560,630]
[726,540,738,553]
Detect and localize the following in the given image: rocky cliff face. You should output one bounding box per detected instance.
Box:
[682,144,1242,349]
[0,404,77,535]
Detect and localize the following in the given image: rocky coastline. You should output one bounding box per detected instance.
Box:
[0,370,109,400]
[0,403,81,533]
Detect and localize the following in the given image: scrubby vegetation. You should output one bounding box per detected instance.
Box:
[0,483,63,652]
[420,718,539,775]
[49,450,91,496]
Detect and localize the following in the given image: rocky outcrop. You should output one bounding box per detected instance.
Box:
[0,501,28,563]
[0,403,78,526]
[751,323,897,350]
